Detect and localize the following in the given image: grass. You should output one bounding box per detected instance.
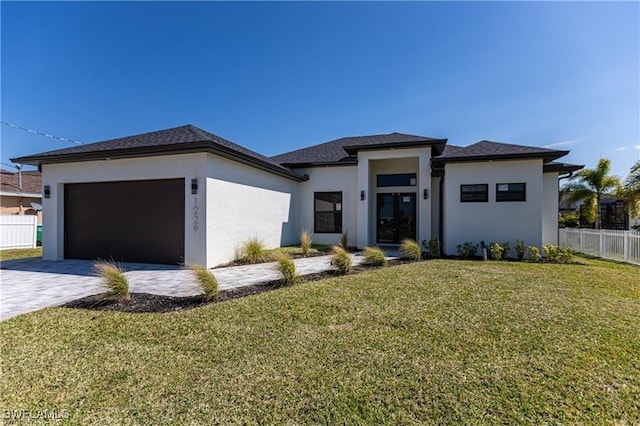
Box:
[330,244,352,274]
[300,230,312,257]
[188,264,219,300]
[272,249,298,286]
[0,247,42,261]
[239,237,269,264]
[1,257,639,424]
[94,260,130,301]
[362,246,387,266]
[399,238,422,261]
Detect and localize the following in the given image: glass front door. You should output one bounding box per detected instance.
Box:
[376,193,416,244]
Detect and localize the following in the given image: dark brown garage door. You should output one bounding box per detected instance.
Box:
[65,179,185,265]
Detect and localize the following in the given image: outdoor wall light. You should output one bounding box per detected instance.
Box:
[360,190,365,201]
[44,185,51,199]
[191,179,198,195]
[423,189,428,200]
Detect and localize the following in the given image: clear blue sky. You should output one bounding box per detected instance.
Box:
[2,1,638,179]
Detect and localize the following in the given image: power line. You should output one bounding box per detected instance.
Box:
[1,121,83,145]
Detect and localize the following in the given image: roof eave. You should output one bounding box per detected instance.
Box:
[433,150,569,166]
[13,142,308,182]
[343,139,448,156]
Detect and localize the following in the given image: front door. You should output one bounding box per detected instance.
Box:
[376,193,416,244]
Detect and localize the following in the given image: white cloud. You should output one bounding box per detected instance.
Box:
[634,144,640,150]
[543,140,577,148]
[616,147,627,151]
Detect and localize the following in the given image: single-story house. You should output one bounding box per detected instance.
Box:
[12,124,582,267]
[0,169,43,223]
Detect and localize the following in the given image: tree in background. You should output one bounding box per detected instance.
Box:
[622,160,640,220]
[561,158,621,229]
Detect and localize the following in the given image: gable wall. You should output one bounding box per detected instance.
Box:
[442,159,544,255]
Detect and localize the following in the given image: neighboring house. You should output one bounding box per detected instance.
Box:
[12,125,582,266]
[0,169,43,224]
[560,193,639,230]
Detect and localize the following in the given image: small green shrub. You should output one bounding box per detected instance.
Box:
[500,242,511,259]
[489,242,505,260]
[542,244,574,264]
[272,249,298,285]
[300,230,313,257]
[94,260,129,301]
[528,246,541,263]
[515,238,526,261]
[240,237,268,264]
[422,239,441,258]
[362,246,387,266]
[189,264,219,300]
[456,242,478,259]
[330,245,352,275]
[340,231,349,251]
[399,239,422,261]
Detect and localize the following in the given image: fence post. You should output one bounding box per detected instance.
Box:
[31,216,38,248]
[623,231,630,263]
[579,228,585,253]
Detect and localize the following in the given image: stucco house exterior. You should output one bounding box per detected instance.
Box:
[13,124,582,267]
[0,169,43,224]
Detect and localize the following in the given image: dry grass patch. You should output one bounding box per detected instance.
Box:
[94,260,129,301]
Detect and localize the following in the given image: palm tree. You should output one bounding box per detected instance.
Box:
[562,158,621,229]
[622,160,640,218]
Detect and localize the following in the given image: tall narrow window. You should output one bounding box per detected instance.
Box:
[460,184,488,202]
[314,192,343,233]
[496,183,526,202]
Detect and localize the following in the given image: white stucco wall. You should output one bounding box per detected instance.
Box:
[294,165,358,246]
[430,176,441,240]
[40,153,208,265]
[442,159,544,255]
[206,155,298,266]
[542,172,559,245]
[356,148,432,248]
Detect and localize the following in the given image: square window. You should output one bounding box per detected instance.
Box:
[460,184,488,202]
[496,183,526,202]
[314,192,343,233]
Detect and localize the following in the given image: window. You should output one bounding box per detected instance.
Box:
[496,183,526,202]
[460,184,488,202]
[377,173,417,187]
[314,192,342,233]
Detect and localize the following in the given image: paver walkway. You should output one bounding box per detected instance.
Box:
[0,253,370,322]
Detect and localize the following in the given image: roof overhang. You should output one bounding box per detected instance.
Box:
[343,139,448,156]
[543,162,584,174]
[12,142,308,182]
[432,150,570,167]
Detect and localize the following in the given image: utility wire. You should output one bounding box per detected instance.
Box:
[1,121,83,145]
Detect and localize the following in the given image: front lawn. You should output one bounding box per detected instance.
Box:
[0,247,42,261]
[1,258,638,423]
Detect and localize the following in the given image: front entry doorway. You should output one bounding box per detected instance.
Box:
[376,193,416,244]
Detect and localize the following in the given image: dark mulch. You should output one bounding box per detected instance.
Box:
[62,259,405,314]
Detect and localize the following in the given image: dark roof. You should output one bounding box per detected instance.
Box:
[1,169,42,194]
[12,125,306,182]
[543,162,584,174]
[272,132,447,167]
[433,140,569,165]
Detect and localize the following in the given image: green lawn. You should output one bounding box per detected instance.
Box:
[1,258,639,424]
[0,247,42,262]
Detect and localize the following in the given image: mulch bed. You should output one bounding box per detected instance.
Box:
[62,260,404,314]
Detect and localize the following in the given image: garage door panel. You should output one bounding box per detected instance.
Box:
[65,179,185,264]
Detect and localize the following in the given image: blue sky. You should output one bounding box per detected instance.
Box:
[2,1,638,179]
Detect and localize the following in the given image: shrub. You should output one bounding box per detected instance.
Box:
[94,260,129,301]
[489,242,505,260]
[330,245,352,275]
[189,264,219,300]
[528,246,541,263]
[500,242,511,259]
[362,246,387,266]
[340,231,349,251]
[272,249,298,285]
[239,237,268,264]
[515,238,526,261]
[300,230,313,257]
[399,239,422,261]
[422,239,441,258]
[456,242,478,259]
[542,244,574,264]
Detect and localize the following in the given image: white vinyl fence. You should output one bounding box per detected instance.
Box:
[559,228,640,266]
[0,215,38,250]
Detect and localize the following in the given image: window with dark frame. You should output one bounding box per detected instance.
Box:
[460,184,488,202]
[314,192,343,233]
[496,183,526,202]
[376,173,417,187]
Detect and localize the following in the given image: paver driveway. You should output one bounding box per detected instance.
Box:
[1,254,367,321]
